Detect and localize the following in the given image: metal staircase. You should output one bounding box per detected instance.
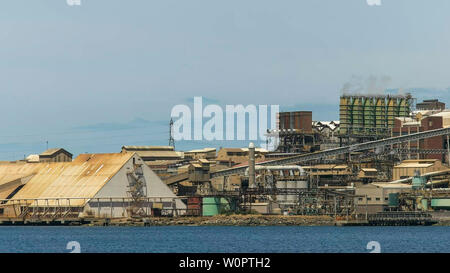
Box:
[126,162,148,217]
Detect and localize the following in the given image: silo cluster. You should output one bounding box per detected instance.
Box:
[339,94,413,137]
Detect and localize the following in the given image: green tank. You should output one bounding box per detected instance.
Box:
[388,193,399,207]
[202,197,234,216]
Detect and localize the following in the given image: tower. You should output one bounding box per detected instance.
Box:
[169,118,175,149]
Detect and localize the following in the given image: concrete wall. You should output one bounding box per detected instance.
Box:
[421,116,444,161]
[355,204,385,214]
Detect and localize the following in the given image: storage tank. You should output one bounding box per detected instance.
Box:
[278,111,312,132]
[388,193,399,207]
[421,198,428,211]
[202,197,234,216]
[187,197,202,216]
[276,180,308,205]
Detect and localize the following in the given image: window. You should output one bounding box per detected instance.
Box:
[358,197,363,201]
[376,198,380,201]
[367,197,372,201]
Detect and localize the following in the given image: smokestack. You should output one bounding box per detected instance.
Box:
[248,142,255,188]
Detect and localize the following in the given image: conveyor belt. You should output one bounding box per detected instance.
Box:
[211,127,450,178]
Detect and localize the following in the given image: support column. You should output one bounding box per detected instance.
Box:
[447,135,450,165]
[248,142,256,188]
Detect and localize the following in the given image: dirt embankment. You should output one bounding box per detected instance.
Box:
[90,215,335,226]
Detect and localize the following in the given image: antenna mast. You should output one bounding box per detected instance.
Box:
[169,118,175,149]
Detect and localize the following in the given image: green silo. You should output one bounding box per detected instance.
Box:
[363,97,375,135]
[352,97,364,134]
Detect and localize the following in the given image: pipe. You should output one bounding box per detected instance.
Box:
[447,135,450,166]
[248,142,255,188]
[245,165,305,176]
[388,169,450,184]
[388,177,413,184]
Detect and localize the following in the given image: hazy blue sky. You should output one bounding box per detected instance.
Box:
[1,0,450,160]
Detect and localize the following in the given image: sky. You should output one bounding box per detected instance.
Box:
[0,0,450,160]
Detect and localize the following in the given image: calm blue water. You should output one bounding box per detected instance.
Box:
[0,226,449,253]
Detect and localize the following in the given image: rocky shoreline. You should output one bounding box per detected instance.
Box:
[86,215,336,227]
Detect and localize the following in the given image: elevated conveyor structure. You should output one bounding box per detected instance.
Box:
[211,127,450,178]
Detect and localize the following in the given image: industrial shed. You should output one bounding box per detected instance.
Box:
[393,159,448,181]
[0,153,185,220]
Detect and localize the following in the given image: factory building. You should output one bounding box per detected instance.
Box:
[339,94,413,139]
[302,164,353,186]
[146,160,183,179]
[39,148,73,163]
[354,183,411,214]
[278,111,313,132]
[0,153,185,219]
[275,111,318,153]
[416,99,446,111]
[393,159,448,181]
[121,146,183,161]
[216,147,268,165]
[393,110,450,162]
[184,148,216,161]
[312,121,340,150]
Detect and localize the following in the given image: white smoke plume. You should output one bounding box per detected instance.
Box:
[341,75,392,96]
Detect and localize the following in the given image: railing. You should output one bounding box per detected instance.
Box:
[0,196,189,220]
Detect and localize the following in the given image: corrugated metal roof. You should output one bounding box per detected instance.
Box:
[186,148,216,153]
[308,164,337,169]
[242,148,268,153]
[221,148,245,153]
[40,148,72,157]
[122,146,174,151]
[395,163,433,168]
[430,110,450,118]
[361,168,378,172]
[372,183,411,189]
[10,153,134,207]
[333,165,349,169]
[0,162,46,187]
[145,160,182,166]
[132,150,182,158]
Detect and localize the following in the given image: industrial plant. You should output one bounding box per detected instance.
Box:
[0,94,449,226]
